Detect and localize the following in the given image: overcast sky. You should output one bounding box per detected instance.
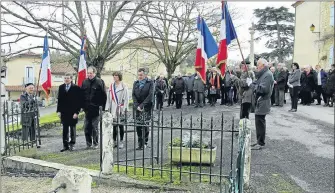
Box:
[1,1,295,61]
[228,1,294,60]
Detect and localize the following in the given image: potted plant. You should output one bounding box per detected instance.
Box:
[167,133,217,165]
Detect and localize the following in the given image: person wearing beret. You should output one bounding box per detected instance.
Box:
[56,73,82,152]
[20,83,37,142]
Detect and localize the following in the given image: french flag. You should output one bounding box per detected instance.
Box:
[77,35,88,87]
[40,35,52,98]
[194,16,218,83]
[217,1,237,77]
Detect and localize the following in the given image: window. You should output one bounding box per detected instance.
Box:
[331,5,334,27]
[329,46,334,67]
[24,66,34,84]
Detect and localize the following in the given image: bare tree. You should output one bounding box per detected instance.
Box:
[132,2,242,78]
[1,1,150,77]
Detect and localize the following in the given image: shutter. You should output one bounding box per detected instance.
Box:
[329,46,334,66]
[331,5,334,26]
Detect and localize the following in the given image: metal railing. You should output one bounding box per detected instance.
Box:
[99,106,242,192]
[2,99,41,155]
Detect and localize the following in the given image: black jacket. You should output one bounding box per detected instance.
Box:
[325,70,335,95]
[301,71,316,92]
[276,70,288,90]
[132,78,154,111]
[155,79,167,95]
[173,77,186,94]
[57,83,81,125]
[81,77,107,118]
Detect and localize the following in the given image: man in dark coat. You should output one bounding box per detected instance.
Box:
[20,83,38,142]
[172,73,186,109]
[251,58,274,150]
[155,74,166,110]
[274,63,288,107]
[315,65,328,105]
[167,75,176,107]
[193,72,205,108]
[132,68,154,150]
[325,64,335,107]
[300,66,316,106]
[186,73,195,105]
[57,73,81,152]
[81,66,107,149]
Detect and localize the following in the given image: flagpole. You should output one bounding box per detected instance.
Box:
[225,1,249,76]
[35,27,49,97]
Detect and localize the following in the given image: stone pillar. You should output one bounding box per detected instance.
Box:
[249,22,255,66]
[239,118,252,190]
[52,167,92,193]
[101,111,114,175]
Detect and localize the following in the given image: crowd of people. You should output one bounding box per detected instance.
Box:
[155,62,335,113]
[18,61,334,152]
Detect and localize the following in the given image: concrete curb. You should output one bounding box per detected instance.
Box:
[2,156,218,192]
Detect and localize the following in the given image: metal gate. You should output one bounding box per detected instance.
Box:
[2,100,41,156]
[101,106,245,192]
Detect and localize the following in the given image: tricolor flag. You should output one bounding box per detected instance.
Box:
[217,1,237,77]
[77,35,88,87]
[194,16,218,83]
[40,35,52,98]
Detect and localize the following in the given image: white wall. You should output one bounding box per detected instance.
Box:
[293,2,321,67]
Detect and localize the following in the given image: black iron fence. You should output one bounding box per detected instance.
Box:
[99,105,247,192]
[2,99,41,156]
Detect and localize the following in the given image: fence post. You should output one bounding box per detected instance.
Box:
[101,111,114,175]
[239,118,251,190]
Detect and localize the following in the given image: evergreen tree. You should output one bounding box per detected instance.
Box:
[253,6,294,62]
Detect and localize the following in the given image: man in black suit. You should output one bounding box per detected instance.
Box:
[57,73,81,152]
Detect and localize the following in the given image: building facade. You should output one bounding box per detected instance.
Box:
[292,1,334,69]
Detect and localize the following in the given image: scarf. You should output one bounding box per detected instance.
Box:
[139,78,147,89]
[210,74,220,89]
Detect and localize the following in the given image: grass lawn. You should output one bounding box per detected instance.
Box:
[6,112,85,133]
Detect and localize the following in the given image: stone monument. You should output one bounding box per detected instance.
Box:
[52,167,92,193]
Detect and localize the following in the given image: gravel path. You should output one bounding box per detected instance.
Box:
[1,176,188,193]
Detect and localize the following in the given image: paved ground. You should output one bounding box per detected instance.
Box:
[249,102,334,193]
[13,98,334,193]
[39,105,57,117]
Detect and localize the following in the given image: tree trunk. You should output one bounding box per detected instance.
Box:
[166,64,177,79]
[88,55,105,78]
[276,21,283,63]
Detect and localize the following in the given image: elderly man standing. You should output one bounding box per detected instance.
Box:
[193,72,205,108]
[81,66,107,149]
[186,73,195,106]
[20,83,38,142]
[251,58,274,150]
[274,63,288,107]
[155,74,166,110]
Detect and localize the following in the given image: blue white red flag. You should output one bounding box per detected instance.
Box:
[40,35,52,98]
[217,1,237,77]
[194,16,218,83]
[77,35,88,87]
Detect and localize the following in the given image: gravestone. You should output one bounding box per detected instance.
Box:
[52,167,92,193]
